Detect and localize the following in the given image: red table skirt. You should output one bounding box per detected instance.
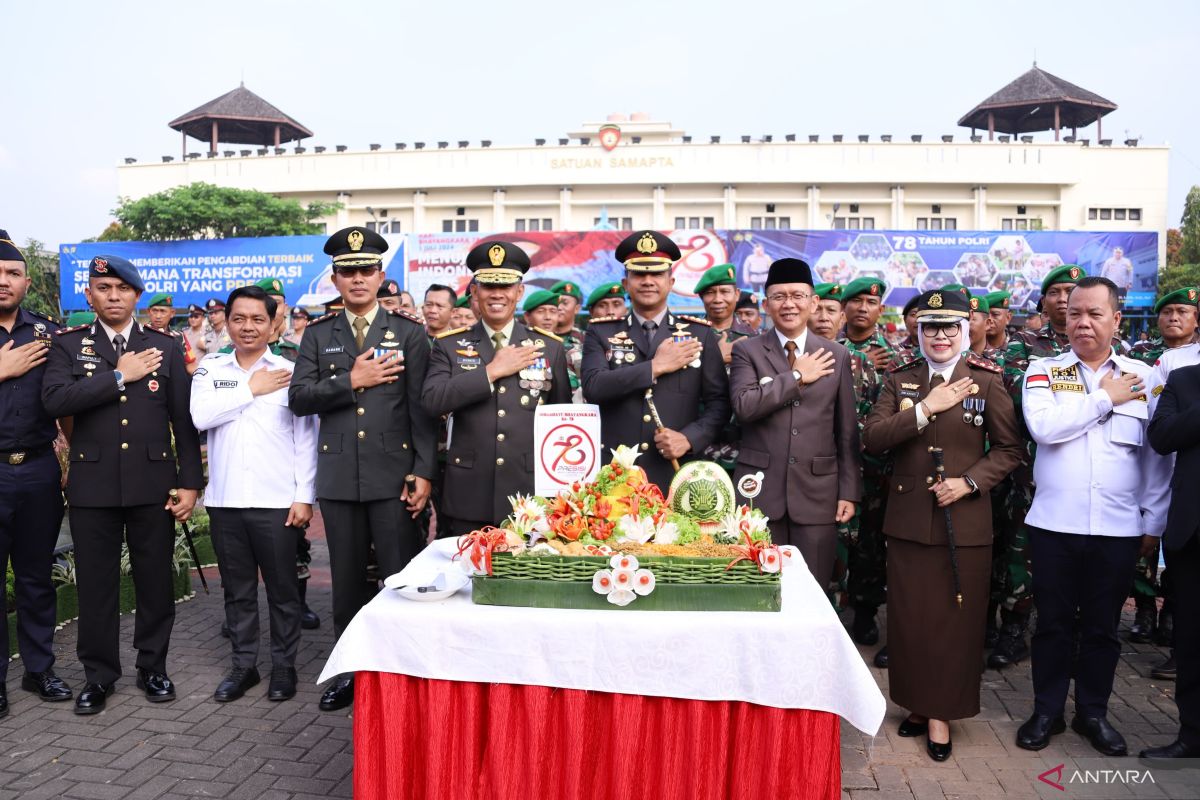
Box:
[354,672,840,800]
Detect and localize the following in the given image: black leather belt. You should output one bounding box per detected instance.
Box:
[0,445,50,465]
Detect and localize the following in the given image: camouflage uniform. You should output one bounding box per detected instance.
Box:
[703,321,757,471]
[560,326,586,395]
[1127,337,1165,366]
[839,329,903,621]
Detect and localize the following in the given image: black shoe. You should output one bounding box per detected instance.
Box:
[319,675,354,711]
[1155,612,1174,646]
[136,669,176,703]
[300,605,320,630]
[1016,714,1066,751]
[1129,606,1157,644]
[898,717,928,737]
[927,736,953,762]
[1151,654,1176,680]
[74,683,114,716]
[873,646,889,669]
[0,685,7,718]
[987,624,1029,669]
[21,671,73,701]
[852,608,879,646]
[213,666,260,703]
[268,666,297,701]
[1071,715,1127,756]
[1139,739,1200,765]
[984,625,1000,650]
[220,622,231,638]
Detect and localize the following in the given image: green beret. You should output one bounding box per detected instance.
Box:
[586,282,625,310]
[693,263,738,296]
[549,280,583,301]
[984,290,1012,310]
[454,294,471,309]
[939,283,971,299]
[968,294,990,313]
[841,276,887,302]
[146,293,173,308]
[1041,264,1085,294]
[66,311,96,327]
[522,289,560,313]
[814,283,842,301]
[1154,286,1200,315]
[254,277,286,297]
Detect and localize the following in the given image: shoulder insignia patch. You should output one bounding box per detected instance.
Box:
[28,309,60,325]
[307,312,337,327]
[388,308,423,325]
[531,326,563,342]
[965,352,1002,373]
[586,316,624,325]
[435,325,470,340]
[143,326,174,339]
[56,324,89,335]
[677,314,711,327]
[888,356,926,374]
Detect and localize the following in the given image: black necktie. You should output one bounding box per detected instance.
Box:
[113,333,126,359]
[642,320,658,340]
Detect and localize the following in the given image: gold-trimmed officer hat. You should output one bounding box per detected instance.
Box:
[614,230,681,273]
[465,240,530,286]
[324,226,389,269]
[915,289,971,324]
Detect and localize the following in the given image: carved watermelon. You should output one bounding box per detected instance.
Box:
[667,461,736,522]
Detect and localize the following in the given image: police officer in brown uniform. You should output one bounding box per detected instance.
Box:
[862,289,1022,761]
[422,241,571,535]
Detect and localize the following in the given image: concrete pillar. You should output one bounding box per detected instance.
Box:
[807,185,821,228]
[412,191,426,233]
[891,186,905,228]
[335,192,352,228]
[559,187,572,231]
[974,186,987,229]
[723,185,737,228]
[652,186,666,228]
[493,189,506,232]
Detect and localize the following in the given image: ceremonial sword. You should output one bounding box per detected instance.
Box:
[169,489,209,594]
[929,447,963,609]
[644,389,681,472]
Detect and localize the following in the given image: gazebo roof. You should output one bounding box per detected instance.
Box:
[168,84,313,145]
[957,66,1117,134]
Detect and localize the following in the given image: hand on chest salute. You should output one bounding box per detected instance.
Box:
[651,336,701,378]
[794,347,836,385]
[924,377,975,414]
[486,344,540,382]
[116,347,162,382]
[350,348,403,389]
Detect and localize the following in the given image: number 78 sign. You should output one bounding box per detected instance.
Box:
[534,404,602,496]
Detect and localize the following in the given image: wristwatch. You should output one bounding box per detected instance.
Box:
[113,370,126,391]
[962,474,979,495]
[793,369,804,385]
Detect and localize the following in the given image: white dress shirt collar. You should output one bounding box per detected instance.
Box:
[631,307,669,330]
[774,327,808,353]
[97,318,135,346]
[482,318,516,347]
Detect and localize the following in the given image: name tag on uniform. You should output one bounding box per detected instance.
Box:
[76,354,101,363]
[1049,382,1085,394]
[214,380,238,389]
[323,345,344,354]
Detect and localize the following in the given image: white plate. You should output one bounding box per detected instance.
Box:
[386,569,470,601]
[429,537,463,558]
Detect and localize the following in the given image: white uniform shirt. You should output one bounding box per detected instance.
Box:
[190,349,317,508]
[1023,350,1169,537]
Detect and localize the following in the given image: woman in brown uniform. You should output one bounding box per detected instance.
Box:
[863,289,1022,761]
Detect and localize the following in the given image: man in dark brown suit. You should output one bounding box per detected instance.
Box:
[730,258,862,585]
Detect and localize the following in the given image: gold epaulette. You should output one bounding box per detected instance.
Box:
[677,314,711,326]
[435,325,470,339]
[143,326,174,339]
[965,351,1002,373]
[56,324,89,335]
[307,312,337,326]
[531,326,562,342]
[888,356,925,374]
[587,316,624,324]
[388,308,423,325]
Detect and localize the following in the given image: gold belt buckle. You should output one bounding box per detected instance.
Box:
[8,452,25,465]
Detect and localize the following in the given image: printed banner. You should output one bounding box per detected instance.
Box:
[58,235,406,310]
[534,404,602,496]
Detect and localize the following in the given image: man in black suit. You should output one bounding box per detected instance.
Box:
[1143,362,1200,761]
[288,227,435,712]
[42,255,203,715]
[581,231,730,493]
[422,241,571,535]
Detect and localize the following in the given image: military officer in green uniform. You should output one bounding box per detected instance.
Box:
[422,241,571,535]
[288,227,435,712]
[810,282,880,612]
[143,293,200,372]
[217,278,300,364]
[734,290,763,334]
[581,231,730,494]
[549,280,586,395]
[522,289,562,333]
[695,263,754,471]
[984,291,1013,355]
[838,276,902,665]
[586,282,627,320]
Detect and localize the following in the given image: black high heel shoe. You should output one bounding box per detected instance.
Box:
[898,717,928,737]
[926,734,953,762]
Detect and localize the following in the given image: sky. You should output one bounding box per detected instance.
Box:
[2,0,1196,248]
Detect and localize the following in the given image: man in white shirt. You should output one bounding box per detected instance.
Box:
[1015,277,1170,756]
[191,286,317,704]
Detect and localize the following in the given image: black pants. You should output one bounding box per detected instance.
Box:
[209,507,301,669]
[1166,535,1200,747]
[70,504,176,686]
[769,519,836,591]
[0,450,64,679]
[320,497,420,637]
[1029,526,1141,718]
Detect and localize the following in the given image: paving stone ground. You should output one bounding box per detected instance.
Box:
[1,511,1186,799]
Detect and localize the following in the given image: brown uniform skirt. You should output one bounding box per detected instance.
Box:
[886,537,991,721]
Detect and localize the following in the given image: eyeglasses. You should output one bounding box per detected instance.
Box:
[766,292,813,305]
[921,324,961,339]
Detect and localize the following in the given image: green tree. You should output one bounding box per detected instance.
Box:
[1166,228,1183,268]
[18,240,62,320]
[1155,262,1200,296]
[1181,185,1200,265]
[111,183,341,241]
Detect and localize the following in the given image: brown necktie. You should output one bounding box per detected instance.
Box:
[492,331,506,350]
[353,316,369,351]
[930,373,945,388]
[784,341,797,369]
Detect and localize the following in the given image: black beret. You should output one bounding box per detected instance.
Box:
[614,230,681,273]
[735,290,759,311]
[377,279,401,298]
[0,230,25,263]
[325,226,389,268]
[764,258,814,289]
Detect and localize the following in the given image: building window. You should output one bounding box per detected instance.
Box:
[1129,208,1142,221]
[367,220,401,234]
[1088,207,1141,223]
[1114,209,1126,220]
[1100,209,1112,220]
[514,218,553,232]
[1088,208,1098,220]
[442,219,479,232]
[943,218,955,230]
[751,215,790,229]
[1000,219,1012,231]
[835,216,872,230]
[916,216,955,231]
[594,217,633,229]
